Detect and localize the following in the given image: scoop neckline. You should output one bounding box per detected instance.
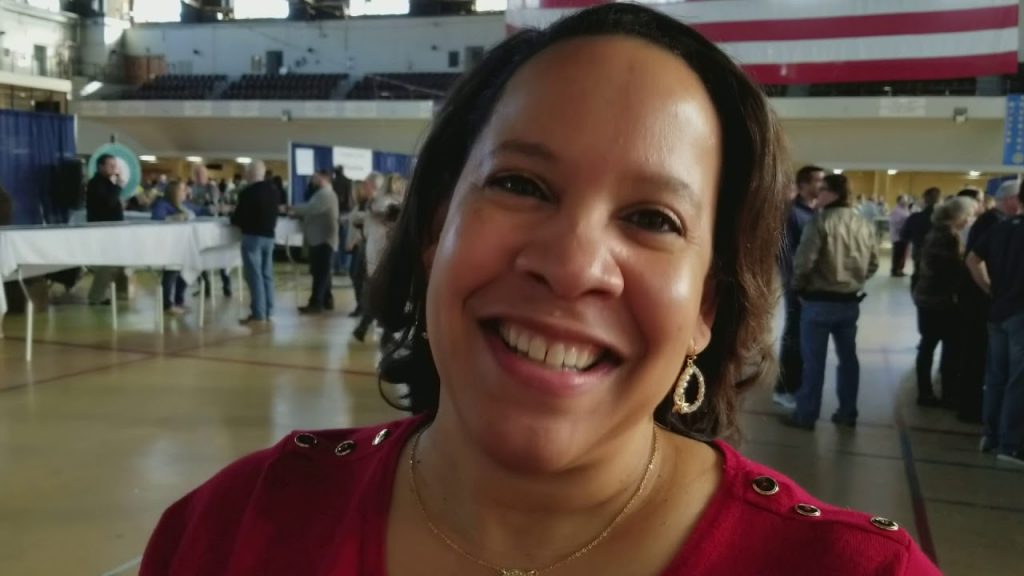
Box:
[364,417,738,576]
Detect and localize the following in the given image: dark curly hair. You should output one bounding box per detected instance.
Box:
[369,3,789,440]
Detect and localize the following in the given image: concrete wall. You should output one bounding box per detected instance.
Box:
[0,0,76,77]
[119,14,506,78]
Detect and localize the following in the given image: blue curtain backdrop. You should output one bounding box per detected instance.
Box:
[289,144,416,205]
[0,109,77,225]
[290,144,335,205]
[373,152,415,178]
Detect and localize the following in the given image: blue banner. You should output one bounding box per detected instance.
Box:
[1003,94,1024,166]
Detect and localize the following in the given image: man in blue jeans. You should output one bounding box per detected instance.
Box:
[967,182,1024,465]
[784,174,879,430]
[775,165,824,410]
[231,161,280,325]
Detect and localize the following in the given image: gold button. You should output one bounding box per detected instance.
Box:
[870,516,899,531]
[794,504,821,517]
[335,440,357,456]
[294,433,318,448]
[752,476,779,496]
[372,428,390,446]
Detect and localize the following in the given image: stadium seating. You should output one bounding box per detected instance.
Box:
[126,74,227,100]
[220,73,347,100]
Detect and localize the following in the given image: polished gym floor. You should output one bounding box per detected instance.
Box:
[0,259,1021,575]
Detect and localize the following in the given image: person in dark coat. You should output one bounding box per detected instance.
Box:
[912,196,977,407]
[956,180,1021,422]
[231,161,281,325]
[773,165,823,410]
[85,154,125,304]
[901,186,942,291]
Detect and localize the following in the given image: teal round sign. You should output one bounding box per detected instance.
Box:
[88,144,142,200]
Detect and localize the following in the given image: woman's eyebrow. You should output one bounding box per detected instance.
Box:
[490,139,560,163]
[632,172,701,209]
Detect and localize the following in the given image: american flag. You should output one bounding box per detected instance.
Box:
[505,0,1020,85]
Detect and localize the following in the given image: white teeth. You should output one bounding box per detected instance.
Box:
[544,343,566,368]
[516,331,531,354]
[496,322,605,371]
[528,336,547,361]
[564,346,579,368]
[577,348,595,369]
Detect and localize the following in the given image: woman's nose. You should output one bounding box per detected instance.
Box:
[513,209,624,301]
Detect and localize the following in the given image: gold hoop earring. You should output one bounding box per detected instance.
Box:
[672,356,705,415]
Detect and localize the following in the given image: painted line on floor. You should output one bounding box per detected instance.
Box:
[912,456,1024,475]
[924,497,1024,515]
[0,354,157,394]
[885,350,939,566]
[749,437,1024,475]
[98,555,141,576]
[741,408,894,430]
[170,352,379,378]
[906,424,980,438]
[894,407,938,564]
[744,407,981,439]
[0,331,263,393]
[745,438,904,462]
[0,335,155,355]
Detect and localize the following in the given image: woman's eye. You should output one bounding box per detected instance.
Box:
[624,209,685,236]
[485,174,547,200]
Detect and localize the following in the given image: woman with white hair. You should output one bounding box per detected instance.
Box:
[912,196,978,407]
[353,172,403,342]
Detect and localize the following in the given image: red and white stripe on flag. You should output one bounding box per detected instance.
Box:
[505,0,1020,85]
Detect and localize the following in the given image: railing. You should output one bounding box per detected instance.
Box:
[0,55,72,80]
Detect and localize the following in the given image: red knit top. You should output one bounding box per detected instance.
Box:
[141,416,941,575]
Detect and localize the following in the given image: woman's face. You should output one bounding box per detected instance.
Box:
[424,36,722,471]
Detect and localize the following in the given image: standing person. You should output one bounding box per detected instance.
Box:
[889,195,911,277]
[773,165,824,409]
[332,166,354,276]
[784,174,879,429]
[231,161,279,325]
[958,181,1021,422]
[901,186,942,290]
[345,180,369,318]
[966,184,1024,465]
[956,188,984,244]
[353,172,402,342]
[291,171,339,314]
[858,195,879,223]
[191,164,233,298]
[151,181,197,316]
[85,154,125,305]
[912,197,977,407]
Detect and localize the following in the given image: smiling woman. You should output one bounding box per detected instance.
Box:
[141,5,939,576]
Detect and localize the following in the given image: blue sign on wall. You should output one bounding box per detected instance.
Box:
[1004,94,1024,166]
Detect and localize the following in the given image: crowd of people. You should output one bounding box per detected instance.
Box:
[81,152,409,340]
[775,165,1024,465]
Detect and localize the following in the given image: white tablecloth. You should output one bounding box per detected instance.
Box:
[0,219,242,315]
[274,217,304,247]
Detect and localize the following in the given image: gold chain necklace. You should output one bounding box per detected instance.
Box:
[408,427,659,576]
